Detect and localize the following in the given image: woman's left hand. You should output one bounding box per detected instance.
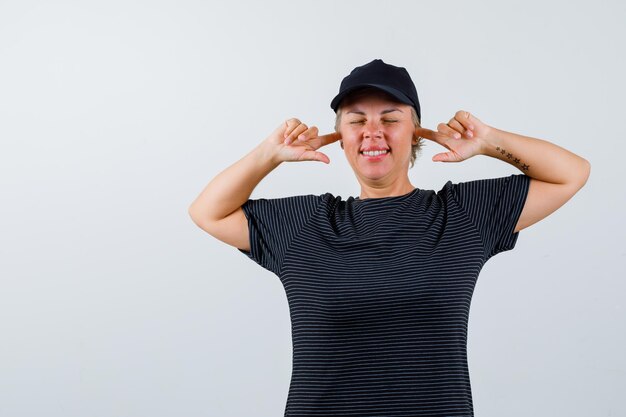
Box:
[416,110,492,163]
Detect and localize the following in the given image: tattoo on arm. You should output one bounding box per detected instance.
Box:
[496,146,530,172]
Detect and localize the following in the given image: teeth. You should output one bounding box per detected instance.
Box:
[361,150,389,156]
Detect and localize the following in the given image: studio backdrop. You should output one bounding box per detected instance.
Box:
[0,1,623,416]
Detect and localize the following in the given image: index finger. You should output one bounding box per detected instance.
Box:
[415,127,447,144]
[315,131,342,147]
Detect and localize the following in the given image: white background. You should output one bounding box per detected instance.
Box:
[1,1,624,416]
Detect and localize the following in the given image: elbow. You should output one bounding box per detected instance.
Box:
[563,158,590,192]
[581,158,591,185]
[188,205,218,234]
[188,204,203,226]
[573,158,591,190]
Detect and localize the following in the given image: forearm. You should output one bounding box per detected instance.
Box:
[188,139,281,224]
[480,126,591,186]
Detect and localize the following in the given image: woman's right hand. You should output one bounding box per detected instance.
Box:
[266,118,341,164]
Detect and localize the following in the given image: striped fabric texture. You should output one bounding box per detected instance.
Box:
[238,173,531,417]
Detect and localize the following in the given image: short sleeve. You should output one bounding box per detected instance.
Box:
[238,194,322,276]
[448,173,531,261]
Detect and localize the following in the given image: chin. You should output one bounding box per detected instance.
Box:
[359,167,394,179]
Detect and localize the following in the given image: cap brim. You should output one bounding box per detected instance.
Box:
[330,83,414,112]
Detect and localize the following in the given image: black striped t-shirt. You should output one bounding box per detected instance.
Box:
[237,173,531,417]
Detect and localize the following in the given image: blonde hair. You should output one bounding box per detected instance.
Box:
[333,87,424,169]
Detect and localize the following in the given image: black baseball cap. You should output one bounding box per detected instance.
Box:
[330,59,421,120]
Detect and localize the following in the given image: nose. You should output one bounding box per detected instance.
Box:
[363,119,383,138]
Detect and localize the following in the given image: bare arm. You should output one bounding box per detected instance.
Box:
[187,139,281,252]
[479,126,590,232]
[188,118,339,251]
[421,110,591,233]
[188,139,280,226]
[480,126,590,188]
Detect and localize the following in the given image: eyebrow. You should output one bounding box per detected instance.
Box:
[346,108,403,115]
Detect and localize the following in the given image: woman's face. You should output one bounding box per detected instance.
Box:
[338,92,416,184]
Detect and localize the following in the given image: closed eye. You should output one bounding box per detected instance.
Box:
[349,120,398,124]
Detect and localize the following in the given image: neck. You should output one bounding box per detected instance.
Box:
[358,181,416,200]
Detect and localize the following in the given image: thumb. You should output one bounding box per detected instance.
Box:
[303,150,330,164]
[432,152,453,162]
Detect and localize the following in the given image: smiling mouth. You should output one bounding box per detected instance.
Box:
[360,149,391,157]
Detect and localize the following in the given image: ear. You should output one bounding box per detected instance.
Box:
[340,140,344,150]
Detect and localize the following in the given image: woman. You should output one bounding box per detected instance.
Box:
[189,59,590,416]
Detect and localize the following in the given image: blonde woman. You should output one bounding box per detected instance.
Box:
[189,59,590,416]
